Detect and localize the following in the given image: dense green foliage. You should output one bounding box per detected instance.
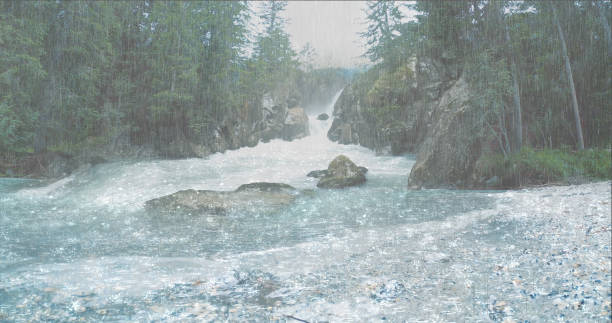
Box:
[0,0,342,158]
[361,0,611,148]
[357,0,610,185]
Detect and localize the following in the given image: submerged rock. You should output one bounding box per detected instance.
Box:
[316,155,367,188]
[145,182,298,215]
[317,113,329,120]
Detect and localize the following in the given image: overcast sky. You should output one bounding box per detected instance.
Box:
[281,1,370,68]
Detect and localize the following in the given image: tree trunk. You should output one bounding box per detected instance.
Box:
[552,3,585,150]
[504,17,522,152]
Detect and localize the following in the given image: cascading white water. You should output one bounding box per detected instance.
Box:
[306,89,342,138]
[0,90,609,322]
[14,88,413,210]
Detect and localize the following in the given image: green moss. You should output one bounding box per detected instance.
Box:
[478,147,611,187]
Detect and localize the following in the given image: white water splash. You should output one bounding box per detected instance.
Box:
[13,89,413,210]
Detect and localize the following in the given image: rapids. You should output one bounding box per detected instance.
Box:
[0,91,610,322]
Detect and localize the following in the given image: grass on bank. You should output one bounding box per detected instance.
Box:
[478,147,611,187]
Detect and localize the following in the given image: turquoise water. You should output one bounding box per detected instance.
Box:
[0,92,610,321]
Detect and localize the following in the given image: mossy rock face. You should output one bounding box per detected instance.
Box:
[316,155,367,189]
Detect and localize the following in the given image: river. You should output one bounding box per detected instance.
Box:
[0,91,610,322]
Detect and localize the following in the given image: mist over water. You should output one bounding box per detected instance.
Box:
[1,91,610,321]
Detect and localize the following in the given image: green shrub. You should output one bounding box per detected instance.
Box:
[477,147,611,187]
[573,149,612,179]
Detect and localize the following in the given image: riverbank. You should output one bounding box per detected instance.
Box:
[471,147,611,189]
[2,147,609,193]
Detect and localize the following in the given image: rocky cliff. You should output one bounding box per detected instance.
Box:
[328,57,492,189]
[406,77,487,189]
[328,57,456,156]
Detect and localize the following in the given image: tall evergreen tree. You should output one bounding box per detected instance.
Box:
[361,1,403,68]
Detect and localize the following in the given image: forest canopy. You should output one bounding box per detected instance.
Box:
[0,0,347,158]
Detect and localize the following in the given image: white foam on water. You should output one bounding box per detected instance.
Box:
[10,89,412,211]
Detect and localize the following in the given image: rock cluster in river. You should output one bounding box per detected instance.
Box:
[311,155,368,188]
[145,182,298,215]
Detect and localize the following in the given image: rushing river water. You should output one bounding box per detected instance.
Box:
[1,92,610,322]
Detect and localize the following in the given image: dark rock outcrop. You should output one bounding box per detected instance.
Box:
[254,95,310,143]
[327,56,456,155]
[327,55,494,189]
[316,155,367,188]
[317,113,329,120]
[145,182,298,215]
[407,77,484,189]
[282,107,310,141]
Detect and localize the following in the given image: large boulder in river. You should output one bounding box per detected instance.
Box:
[317,113,329,120]
[145,182,298,215]
[282,107,310,141]
[316,155,367,188]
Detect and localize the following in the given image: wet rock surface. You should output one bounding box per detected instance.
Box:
[327,56,454,155]
[317,113,329,120]
[308,166,368,179]
[282,107,310,141]
[316,155,367,188]
[328,56,499,188]
[407,77,483,189]
[145,182,298,214]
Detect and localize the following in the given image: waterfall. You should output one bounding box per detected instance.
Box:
[307,88,343,138]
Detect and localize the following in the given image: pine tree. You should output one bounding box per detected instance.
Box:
[361,1,403,67]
